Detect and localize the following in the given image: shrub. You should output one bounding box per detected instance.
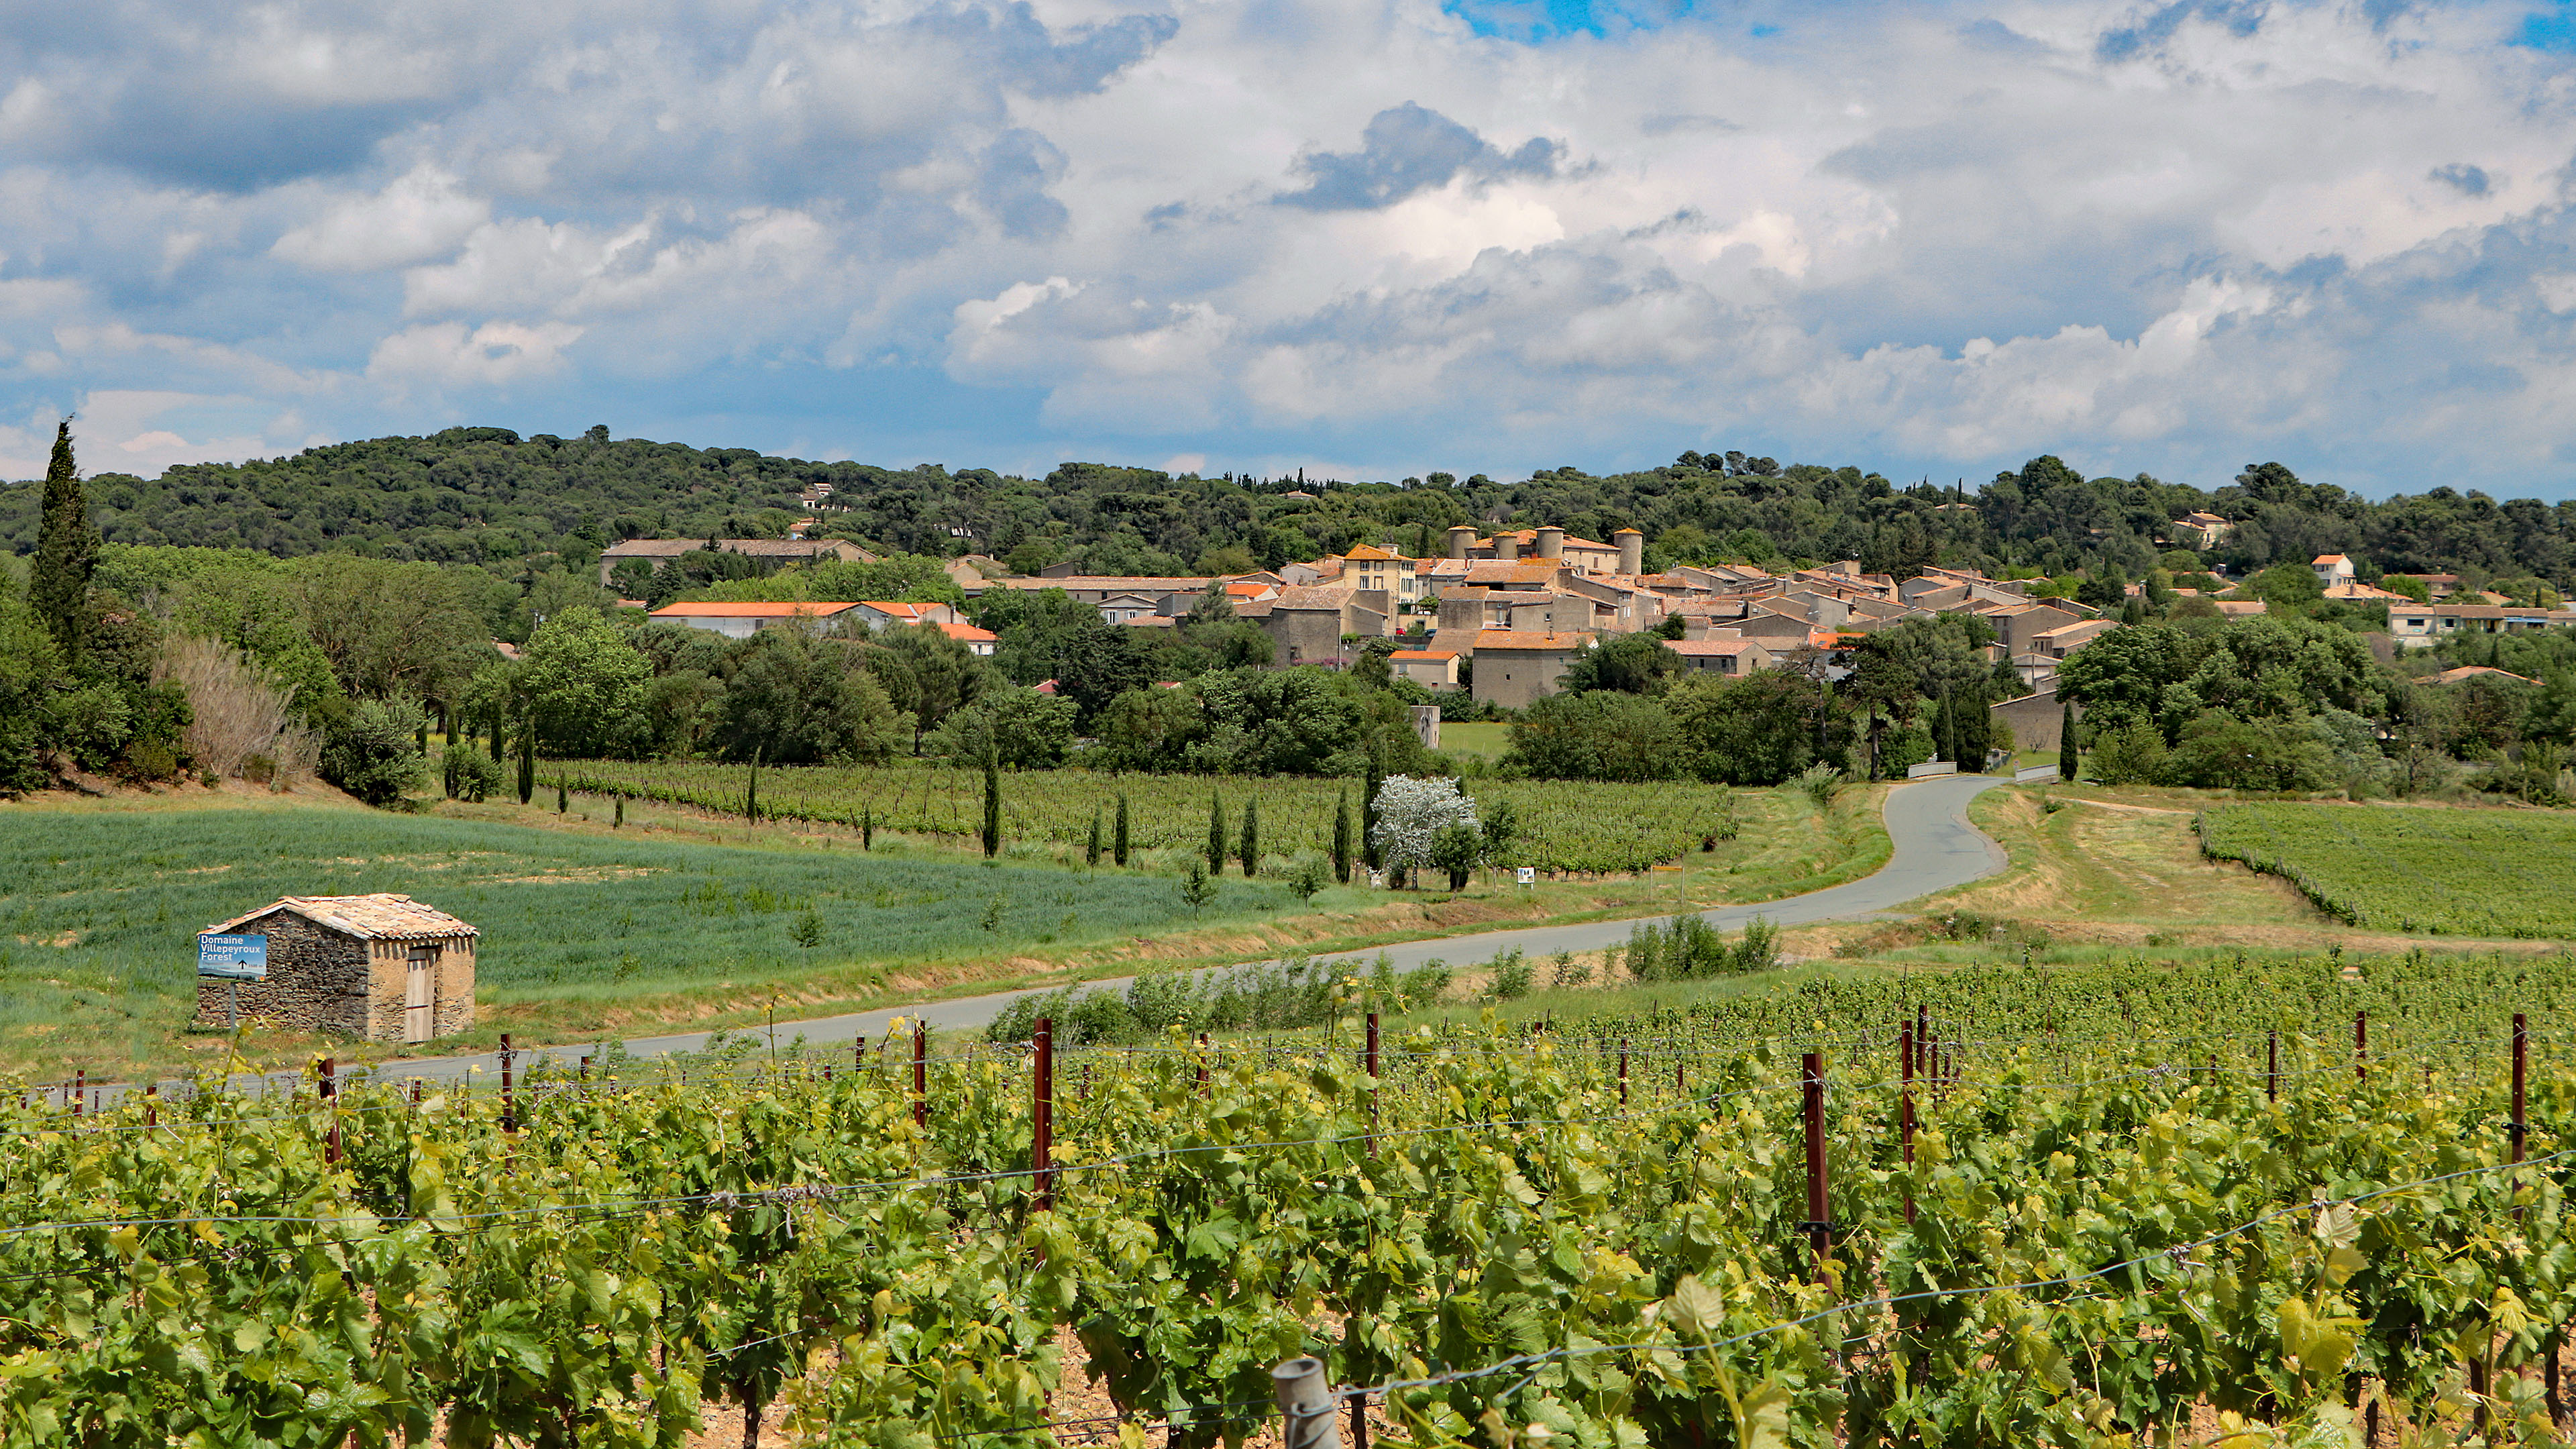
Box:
[321,698,427,806]
[1487,947,1534,1001]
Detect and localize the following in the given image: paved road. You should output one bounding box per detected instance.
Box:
[172,767,2040,1096]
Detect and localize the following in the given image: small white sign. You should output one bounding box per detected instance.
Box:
[1515,867,1536,886]
[1368,869,1386,890]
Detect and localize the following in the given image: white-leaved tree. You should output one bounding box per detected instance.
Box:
[1368,775,1478,881]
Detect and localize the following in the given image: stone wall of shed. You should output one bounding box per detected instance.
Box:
[362,935,477,1043]
[192,914,370,1035]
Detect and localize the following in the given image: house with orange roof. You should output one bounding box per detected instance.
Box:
[2311,553,2357,586]
[848,600,963,631]
[1387,647,1462,690]
[1668,638,1774,677]
[1337,544,1423,603]
[648,600,863,639]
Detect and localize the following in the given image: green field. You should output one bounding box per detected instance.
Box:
[0,808,1296,1078]
[2200,802,2576,936]
[1437,720,1511,761]
[543,760,1763,874]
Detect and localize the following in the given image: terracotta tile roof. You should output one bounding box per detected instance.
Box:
[1340,544,1408,561]
[1668,639,1764,655]
[936,621,998,643]
[1389,649,1460,660]
[1273,585,1360,608]
[210,894,478,941]
[861,601,942,622]
[650,601,861,619]
[1464,562,1566,587]
[2424,665,2536,685]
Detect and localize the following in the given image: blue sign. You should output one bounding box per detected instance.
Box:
[197,934,268,981]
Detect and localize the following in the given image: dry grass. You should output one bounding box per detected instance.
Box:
[152,634,301,779]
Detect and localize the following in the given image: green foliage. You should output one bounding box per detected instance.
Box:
[1503,691,1684,781]
[2202,801,2576,934]
[1485,945,1534,999]
[1177,856,1216,915]
[926,684,1075,769]
[1238,798,1258,877]
[321,698,427,806]
[28,421,98,662]
[2084,720,2168,785]
[2161,711,2337,792]
[1113,792,1130,866]
[1559,631,1682,694]
[1428,820,1483,890]
[1287,853,1330,902]
[860,621,989,751]
[710,629,906,765]
[1331,790,1352,883]
[1204,794,1226,875]
[1668,670,1831,786]
[1621,912,1780,979]
[517,607,651,757]
[981,759,1002,857]
[1085,807,1102,868]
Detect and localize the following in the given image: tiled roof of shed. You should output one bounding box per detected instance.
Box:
[209,894,478,941]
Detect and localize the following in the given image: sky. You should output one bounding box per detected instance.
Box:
[5,0,2576,498]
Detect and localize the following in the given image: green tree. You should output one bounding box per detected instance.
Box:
[1114,792,1130,866]
[927,684,1078,769]
[1205,794,1228,875]
[1177,857,1216,916]
[861,623,989,752]
[710,629,907,764]
[1502,692,1684,781]
[29,422,99,662]
[323,698,428,806]
[1430,822,1482,891]
[2059,701,2079,780]
[517,607,651,757]
[981,758,1001,858]
[517,715,535,803]
[1332,790,1353,883]
[1666,669,1825,786]
[1559,632,1682,694]
[1086,807,1103,868]
[1239,799,1259,877]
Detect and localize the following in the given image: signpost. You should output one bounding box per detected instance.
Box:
[197,934,267,1028]
[1516,867,1536,888]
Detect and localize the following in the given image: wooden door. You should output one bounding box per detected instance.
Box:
[406,948,436,1042]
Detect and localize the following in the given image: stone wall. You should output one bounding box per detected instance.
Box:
[362,935,477,1042]
[193,914,369,1034]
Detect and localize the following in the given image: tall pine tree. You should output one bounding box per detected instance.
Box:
[2059,701,2079,782]
[30,421,97,661]
[1205,794,1227,876]
[1239,799,1258,877]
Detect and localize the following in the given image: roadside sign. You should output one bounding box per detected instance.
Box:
[1368,869,1385,890]
[1516,867,1536,886]
[197,934,268,981]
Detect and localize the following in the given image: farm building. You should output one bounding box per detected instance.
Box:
[197,895,476,1044]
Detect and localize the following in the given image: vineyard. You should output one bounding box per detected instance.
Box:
[2200,802,2576,937]
[537,761,1845,877]
[5,948,2573,1446]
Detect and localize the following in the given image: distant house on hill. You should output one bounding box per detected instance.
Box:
[198,894,476,1044]
[596,537,873,586]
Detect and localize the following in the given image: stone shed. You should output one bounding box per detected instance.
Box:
[197,895,476,1044]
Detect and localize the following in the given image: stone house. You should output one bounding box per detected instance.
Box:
[1470,630,1595,708]
[1668,638,1775,676]
[197,895,476,1044]
[1256,586,1389,666]
[1389,648,1461,689]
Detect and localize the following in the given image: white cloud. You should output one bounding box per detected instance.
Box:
[366,320,584,386]
[272,166,492,273]
[1,0,2575,490]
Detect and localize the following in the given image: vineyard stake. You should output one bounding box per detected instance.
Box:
[2267,1030,2277,1102]
[1272,1356,1343,1449]
[2512,1013,2528,1221]
[1800,1051,1830,1281]
[2355,1012,2366,1081]
[1364,1012,1380,1155]
[1619,1040,1629,1106]
[71,1070,82,1119]
[143,1083,156,1129]
[913,1022,928,1129]
[1898,1026,1915,1226]
[320,1057,339,1166]
[500,1033,516,1135]
[1032,1017,1055,1212]
[1197,1032,1212,1096]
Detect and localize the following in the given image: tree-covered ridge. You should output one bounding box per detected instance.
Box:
[11,429,2576,591]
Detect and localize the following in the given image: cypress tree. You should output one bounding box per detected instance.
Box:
[1239,800,1258,877]
[556,780,568,814]
[1362,754,1383,869]
[862,804,874,851]
[614,794,625,828]
[29,421,98,661]
[981,758,1002,857]
[1332,790,1353,884]
[516,722,535,804]
[1936,692,1958,765]
[1114,794,1130,866]
[1206,794,1227,875]
[1086,807,1103,868]
[745,755,759,822]
[2059,701,2079,782]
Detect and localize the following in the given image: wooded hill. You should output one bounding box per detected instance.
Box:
[5,427,2575,591]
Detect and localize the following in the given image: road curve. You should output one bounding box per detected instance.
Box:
[301,767,2037,1087]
